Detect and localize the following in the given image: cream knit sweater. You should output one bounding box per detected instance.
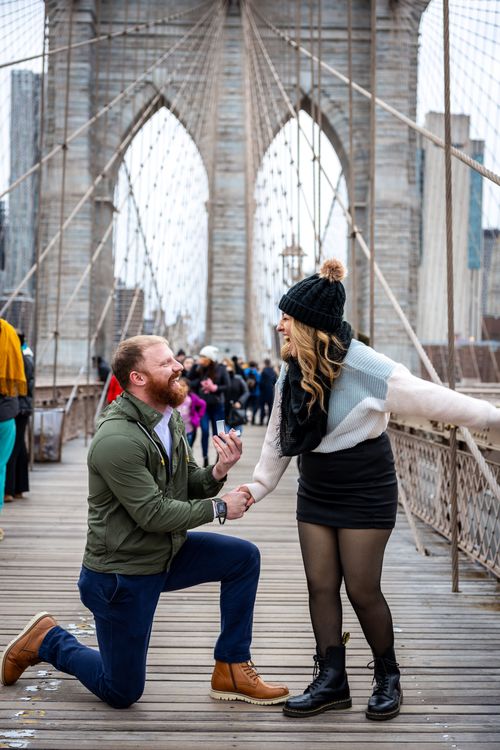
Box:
[245,340,500,503]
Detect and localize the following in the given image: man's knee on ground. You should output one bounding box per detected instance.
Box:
[104,683,144,709]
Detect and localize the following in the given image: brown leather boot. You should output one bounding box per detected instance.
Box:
[210,660,289,705]
[1,612,57,686]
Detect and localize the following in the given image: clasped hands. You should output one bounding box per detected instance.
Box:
[200,377,218,394]
[210,428,256,520]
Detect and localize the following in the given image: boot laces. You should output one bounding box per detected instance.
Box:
[242,660,260,684]
[308,654,326,690]
[367,657,399,694]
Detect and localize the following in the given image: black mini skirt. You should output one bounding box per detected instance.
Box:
[296,432,398,529]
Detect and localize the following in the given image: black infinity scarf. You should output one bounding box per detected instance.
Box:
[279,321,353,457]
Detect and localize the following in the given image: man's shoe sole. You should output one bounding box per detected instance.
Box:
[1,611,53,686]
[210,688,289,705]
[283,697,352,717]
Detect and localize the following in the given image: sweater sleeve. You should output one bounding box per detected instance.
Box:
[245,386,292,502]
[385,363,500,430]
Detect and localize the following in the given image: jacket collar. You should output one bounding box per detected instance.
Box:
[99,390,165,431]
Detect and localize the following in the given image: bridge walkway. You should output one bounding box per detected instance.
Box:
[1,428,499,749]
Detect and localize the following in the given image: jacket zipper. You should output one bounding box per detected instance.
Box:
[135,422,166,467]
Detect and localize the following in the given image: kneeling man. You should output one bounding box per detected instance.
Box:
[1,335,289,708]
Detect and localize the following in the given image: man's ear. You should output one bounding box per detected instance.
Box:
[129,370,146,387]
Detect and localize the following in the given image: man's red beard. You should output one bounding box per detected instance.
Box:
[145,372,187,408]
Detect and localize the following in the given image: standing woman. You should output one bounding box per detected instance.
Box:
[189,345,230,466]
[0,319,27,539]
[241,259,500,721]
[5,335,34,501]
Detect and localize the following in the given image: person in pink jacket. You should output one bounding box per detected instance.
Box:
[177,378,207,447]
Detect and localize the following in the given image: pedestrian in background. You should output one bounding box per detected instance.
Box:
[258,358,277,426]
[182,355,195,378]
[223,359,248,431]
[5,334,34,502]
[0,319,27,540]
[243,361,260,425]
[189,346,230,466]
[177,377,207,447]
[106,374,123,404]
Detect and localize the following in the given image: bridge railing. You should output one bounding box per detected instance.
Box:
[390,416,500,578]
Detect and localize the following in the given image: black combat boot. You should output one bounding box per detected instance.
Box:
[283,635,352,718]
[365,646,402,720]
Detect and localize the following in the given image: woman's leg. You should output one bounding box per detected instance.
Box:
[337,528,394,656]
[5,414,29,496]
[0,419,16,509]
[297,521,343,655]
[337,527,401,720]
[283,522,351,717]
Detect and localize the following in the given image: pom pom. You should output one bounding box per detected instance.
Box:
[318,258,346,283]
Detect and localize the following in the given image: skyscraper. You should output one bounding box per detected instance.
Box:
[417,113,484,343]
[5,69,41,294]
[482,229,500,320]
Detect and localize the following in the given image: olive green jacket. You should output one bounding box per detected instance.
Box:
[83,391,225,574]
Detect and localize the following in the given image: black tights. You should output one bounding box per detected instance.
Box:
[298,521,394,658]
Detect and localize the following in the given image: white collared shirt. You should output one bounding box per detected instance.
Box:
[153,407,173,466]
[154,406,218,520]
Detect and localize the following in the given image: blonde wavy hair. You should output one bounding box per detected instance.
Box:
[281,318,345,413]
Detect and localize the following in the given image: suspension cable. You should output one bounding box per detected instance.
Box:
[443,0,460,593]
[369,0,377,346]
[36,8,222,365]
[347,0,358,335]
[246,2,500,502]
[0,8,215,319]
[253,7,500,188]
[52,0,75,402]
[0,1,211,70]
[0,7,214,203]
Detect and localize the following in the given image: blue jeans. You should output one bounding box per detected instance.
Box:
[200,403,225,459]
[39,532,260,709]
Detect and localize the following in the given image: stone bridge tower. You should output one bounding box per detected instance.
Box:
[39,0,429,375]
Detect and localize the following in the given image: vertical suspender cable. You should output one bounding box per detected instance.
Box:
[295,0,301,261]
[442,0,459,594]
[347,0,358,335]
[308,1,318,266]
[52,0,75,402]
[85,0,102,442]
[31,1,49,467]
[369,0,376,346]
[317,0,322,266]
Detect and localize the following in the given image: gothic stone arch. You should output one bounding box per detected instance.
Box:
[40,0,429,374]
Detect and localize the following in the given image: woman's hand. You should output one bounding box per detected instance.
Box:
[201,378,218,394]
[236,484,255,510]
[222,488,253,519]
[211,430,243,480]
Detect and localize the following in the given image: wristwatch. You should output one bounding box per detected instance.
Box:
[214,499,227,525]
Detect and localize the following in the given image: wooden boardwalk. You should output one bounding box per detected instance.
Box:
[1,427,499,750]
